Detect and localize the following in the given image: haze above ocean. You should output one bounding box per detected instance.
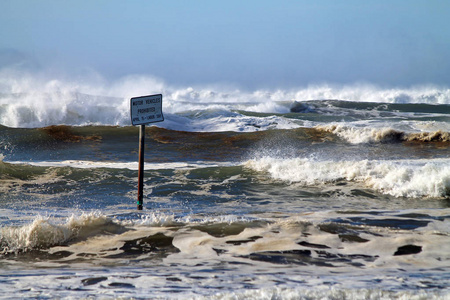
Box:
[0,72,449,299]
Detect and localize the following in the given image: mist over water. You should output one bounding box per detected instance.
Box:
[1,69,450,128]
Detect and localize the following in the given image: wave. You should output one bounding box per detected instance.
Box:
[245,157,450,198]
[0,212,184,255]
[0,210,259,255]
[3,209,449,269]
[1,125,448,172]
[1,70,449,128]
[2,210,449,299]
[317,125,450,143]
[0,213,122,254]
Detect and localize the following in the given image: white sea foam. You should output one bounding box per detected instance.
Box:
[0,212,120,254]
[245,157,450,198]
[0,211,239,255]
[14,156,447,200]
[317,124,403,143]
[5,160,236,170]
[1,209,449,298]
[1,70,449,128]
[292,83,450,104]
[317,124,450,143]
[203,287,448,300]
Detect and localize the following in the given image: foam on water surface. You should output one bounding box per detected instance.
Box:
[317,124,450,144]
[0,210,449,298]
[1,72,450,131]
[245,157,450,198]
[4,159,236,171]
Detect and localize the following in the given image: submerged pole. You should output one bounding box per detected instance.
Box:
[131,94,163,210]
[137,124,145,210]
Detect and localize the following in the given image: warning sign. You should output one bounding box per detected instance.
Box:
[130,94,164,126]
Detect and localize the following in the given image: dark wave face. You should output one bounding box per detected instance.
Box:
[1,84,450,298]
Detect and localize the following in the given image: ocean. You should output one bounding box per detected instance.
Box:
[0,76,449,299]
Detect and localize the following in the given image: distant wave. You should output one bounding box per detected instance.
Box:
[317,125,450,143]
[1,70,449,128]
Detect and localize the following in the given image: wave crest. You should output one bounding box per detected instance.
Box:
[1,70,450,128]
[245,157,450,198]
[0,213,124,254]
[317,125,450,144]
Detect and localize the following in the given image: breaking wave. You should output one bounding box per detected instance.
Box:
[0,211,186,255]
[318,125,450,144]
[245,157,450,198]
[0,213,123,254]
[1,70,449,128]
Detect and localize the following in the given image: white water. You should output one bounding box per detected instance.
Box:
[317,124,450,143]
[1,70,449,129]
[5,160,236,171]
[1,210,449,299]
[5,156,450,199]
[245,157,450,198]
[2,209,450,265]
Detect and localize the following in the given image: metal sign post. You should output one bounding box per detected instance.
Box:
[130,94,164,210]
[137,124,145,210]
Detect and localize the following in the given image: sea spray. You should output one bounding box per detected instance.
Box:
[1,215,72,254]
[318,124,450,144]
[2,71,450,128]
[0,212,124,254]
[245,157,450,198]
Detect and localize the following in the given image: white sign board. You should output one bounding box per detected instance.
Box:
[130,94,164,125]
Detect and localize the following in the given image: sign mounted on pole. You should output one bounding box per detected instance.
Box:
[130,94,164,210]
[130,94,164,125]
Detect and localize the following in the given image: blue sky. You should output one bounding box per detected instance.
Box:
[1,0,449,88]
